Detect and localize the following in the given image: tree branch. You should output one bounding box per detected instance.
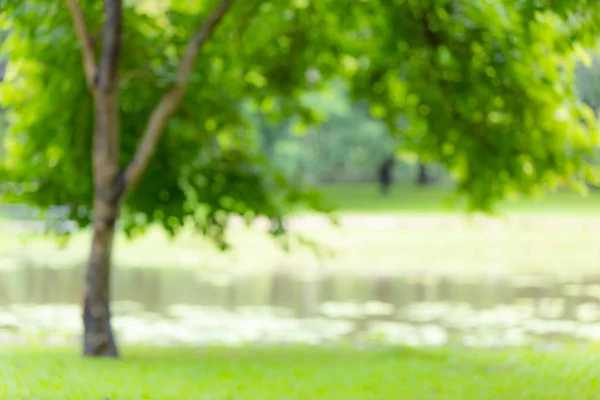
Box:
[65,0,97,92]
[124,0,234,191]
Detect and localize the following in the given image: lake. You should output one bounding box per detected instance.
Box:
[1,215,600,349]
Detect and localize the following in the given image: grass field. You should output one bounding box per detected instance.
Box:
[3,215,600,276]
[3,184,600,275]
[2,183,600,276]
[1,346,599,399]
[317,183,600,214]
[3,183,600,220]
[2,187,600,399]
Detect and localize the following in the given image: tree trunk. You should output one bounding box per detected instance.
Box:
[0,58,7,83]
[416,162,435,186]
[83,200,119,357]
[83,94,123,357]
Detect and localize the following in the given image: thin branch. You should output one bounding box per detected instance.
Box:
[124,0,234,191]
[65,0,97,92]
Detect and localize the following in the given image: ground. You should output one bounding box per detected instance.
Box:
[317,183,600,214]
[2,346,599,399]
[2,184,600,276]
[2,184,600,399]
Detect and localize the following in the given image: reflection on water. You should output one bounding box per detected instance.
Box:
[2,264,600,349]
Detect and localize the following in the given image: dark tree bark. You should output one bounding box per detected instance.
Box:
[0,59,7,83]
[416,161,436,186]
[378,155,395,196]
[66,0,234,358]
[83,197,120,356]
[83,0,123,357]
[416,162,428,185]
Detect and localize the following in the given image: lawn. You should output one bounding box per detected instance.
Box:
[1,346,598,399]
[4,183,600,221]
[318,183,600,214]
[3,187,600,275]
[2,187,600,399]
[3,183,600,276]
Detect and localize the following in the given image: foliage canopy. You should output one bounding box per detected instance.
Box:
[1,0,600,235]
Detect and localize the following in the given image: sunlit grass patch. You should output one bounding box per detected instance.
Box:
[317,183,600,214]
[0,346,599,399]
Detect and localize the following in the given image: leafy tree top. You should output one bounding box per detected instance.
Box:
[0,0,599,237]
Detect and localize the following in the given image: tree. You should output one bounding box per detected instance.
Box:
[1,0,599,358]
[0,0,332,357]
[17,0,234,357]
[416,161,436,186]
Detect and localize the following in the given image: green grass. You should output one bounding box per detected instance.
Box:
[3,203,600,275]
[3,183,600,274]
[1,346,599,399]
[318,183,600,214]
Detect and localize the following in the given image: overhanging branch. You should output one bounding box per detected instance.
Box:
[123,0,234,192]
[65,0,97,92]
